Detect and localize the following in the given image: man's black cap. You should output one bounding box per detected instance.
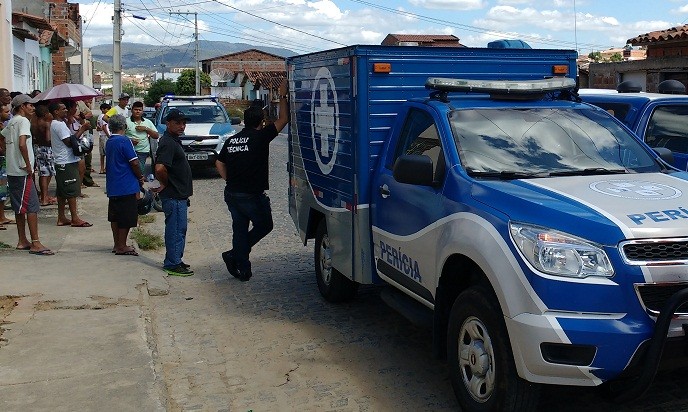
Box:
[165,109,190,122]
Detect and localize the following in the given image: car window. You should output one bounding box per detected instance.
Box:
[450,107,660,174]
[162,104,228,123]
[585,102,631,122]
[645,105,688,153]
[391,108,445,182]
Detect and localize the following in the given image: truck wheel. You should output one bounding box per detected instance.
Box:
[314,220,359,302]
[447,287,539,411]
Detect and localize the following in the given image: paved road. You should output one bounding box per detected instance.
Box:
[143,136,688,411]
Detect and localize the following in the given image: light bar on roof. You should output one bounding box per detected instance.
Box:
[425,77,576,94]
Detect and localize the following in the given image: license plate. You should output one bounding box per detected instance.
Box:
[186,152,208,161]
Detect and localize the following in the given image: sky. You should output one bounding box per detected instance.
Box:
[77,0,687,56]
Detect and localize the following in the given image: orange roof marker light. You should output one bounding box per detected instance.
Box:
[552,65,569,75]
[373,63,392,73]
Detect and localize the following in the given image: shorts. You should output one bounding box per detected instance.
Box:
[35,145,56,177]
[99,135,108,156]
[55,162,81,199]
[8,175,40,214]
[0,155,7,201]
[108,194,138,228]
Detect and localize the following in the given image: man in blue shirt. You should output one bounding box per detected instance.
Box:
[105,114,144,256]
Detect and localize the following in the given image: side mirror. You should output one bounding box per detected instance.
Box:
[230,117,241,125]
[393,154,434,186]
[653,147,674,166]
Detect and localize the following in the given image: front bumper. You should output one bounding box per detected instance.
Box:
[505,287,688,393]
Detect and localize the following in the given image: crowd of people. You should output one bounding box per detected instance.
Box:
[0,89,157,255]
[0,80,290,282]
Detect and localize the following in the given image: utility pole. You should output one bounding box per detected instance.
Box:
[113,0,122,100]
[170,11,200,95]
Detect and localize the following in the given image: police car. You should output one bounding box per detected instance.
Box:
[579,80,688,170]
[155,95,240,168]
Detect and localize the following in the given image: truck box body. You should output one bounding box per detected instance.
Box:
[287,45,577,284]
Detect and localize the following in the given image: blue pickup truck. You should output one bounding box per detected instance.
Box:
[579,84,688,170]
[287,45,688,411]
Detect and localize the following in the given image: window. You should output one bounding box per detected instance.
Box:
[13,55,24,76]
[645,105,688,153]
[391,109,444,181]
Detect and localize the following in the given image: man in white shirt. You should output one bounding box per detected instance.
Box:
[0,94,53,254]
[104,93,130,122]
[97,102,111,174]
[49,101,92,228]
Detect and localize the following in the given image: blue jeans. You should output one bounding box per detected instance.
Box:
[224,190,273,271]
[136,152,149,177]
[161,197,188,268]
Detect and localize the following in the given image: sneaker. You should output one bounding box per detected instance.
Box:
[180,261,190,269]
[164,265,194,277]
[221,250,239,278]
[236,264,252,282]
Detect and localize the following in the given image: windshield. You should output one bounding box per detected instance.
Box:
[450,108,661,176]
[645,105,688,153]
[162,105,228,123]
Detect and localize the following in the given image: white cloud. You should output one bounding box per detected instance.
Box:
[408,0,486,11]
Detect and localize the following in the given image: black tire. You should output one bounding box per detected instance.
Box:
[152,193,163,212]
[447,287,539,412]
[314,220,359,302]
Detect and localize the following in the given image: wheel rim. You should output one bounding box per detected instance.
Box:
[458,316,495,403]
[319,233,332,285]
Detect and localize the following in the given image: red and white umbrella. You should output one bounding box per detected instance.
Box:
[33,83,103,102]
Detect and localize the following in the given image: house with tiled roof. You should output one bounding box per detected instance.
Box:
[381,34,464,47]
[588,24,688,92]
[200,49,286,103]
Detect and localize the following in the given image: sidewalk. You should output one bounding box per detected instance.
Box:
[0,169,169,411]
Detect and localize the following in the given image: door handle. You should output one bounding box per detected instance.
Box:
[379,184,390,198]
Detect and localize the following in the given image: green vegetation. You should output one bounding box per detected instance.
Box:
[145,79,176,106]
[0,242,10,249]
[138,214,156,224]
[175,69,211,96]
[131,228,164,251]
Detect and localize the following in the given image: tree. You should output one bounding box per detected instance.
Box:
[145,79,176,106]
[587,51,602,62]
[609,53,623,62]
[122,82,145,99]
[175,69,211,96]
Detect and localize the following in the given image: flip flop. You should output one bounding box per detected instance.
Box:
[1,219,15,225]
[115,250,139,256]
[57,222,71,226]
[16,245,31,250]
[0,225,5,230]
[71,221,93,228]
[29,249,55,256]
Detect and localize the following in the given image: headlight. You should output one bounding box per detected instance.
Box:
[217,131,237,150]
[509,222,614,278]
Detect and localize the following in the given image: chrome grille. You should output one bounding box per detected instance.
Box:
[635,283,688,315]
[621,238,688,264]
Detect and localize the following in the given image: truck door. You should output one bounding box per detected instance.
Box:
[371,107,448,305]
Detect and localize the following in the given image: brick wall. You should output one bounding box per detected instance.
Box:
[47,1,81,86]
[589,56,688,92]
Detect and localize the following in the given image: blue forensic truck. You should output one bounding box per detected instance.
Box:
[286,45,688,411]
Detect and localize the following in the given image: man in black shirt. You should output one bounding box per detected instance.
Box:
[216,80,289,281]
[154,109,194,276]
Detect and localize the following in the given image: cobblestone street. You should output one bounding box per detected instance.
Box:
[143,136,688,411]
